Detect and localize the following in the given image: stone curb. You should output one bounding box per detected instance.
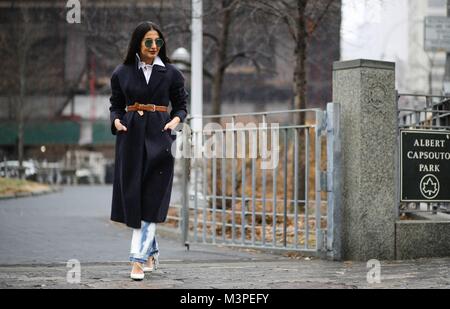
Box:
[0,194,15,200]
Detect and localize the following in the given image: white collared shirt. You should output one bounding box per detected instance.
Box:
[136,53,165,84]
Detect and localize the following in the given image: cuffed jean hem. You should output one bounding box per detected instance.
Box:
[129,256,148,263]
[147,249,159,259]
[129,252,159,264]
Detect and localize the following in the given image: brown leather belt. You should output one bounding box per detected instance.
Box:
[126,103,168,113]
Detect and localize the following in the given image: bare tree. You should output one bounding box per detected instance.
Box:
[246,0,340,125]
[202,0,275,118]
[237,0,341,207]
[0,5,64,177]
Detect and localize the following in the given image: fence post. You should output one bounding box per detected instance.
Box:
[326,102,342,260]
[180,128,191,247]
[315,110,325,252]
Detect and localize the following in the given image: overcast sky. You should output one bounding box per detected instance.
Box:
[341,0,408,63]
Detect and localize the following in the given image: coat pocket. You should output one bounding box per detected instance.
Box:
[166,128,177,141]
[116,116,130,134]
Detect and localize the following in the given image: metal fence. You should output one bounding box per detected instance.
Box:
[172,103,341,258]
[397,93,450,215]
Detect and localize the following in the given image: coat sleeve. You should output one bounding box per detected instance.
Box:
[109,70,126,135]
[169,67,189,123]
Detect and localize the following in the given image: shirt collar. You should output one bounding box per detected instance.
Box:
[135,53,165,70]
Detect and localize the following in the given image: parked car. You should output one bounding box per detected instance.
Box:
[0,160,38,180]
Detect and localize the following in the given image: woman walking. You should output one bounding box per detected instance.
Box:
[109,21,188,280]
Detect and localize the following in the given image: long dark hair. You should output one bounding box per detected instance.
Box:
[123,21,171,65]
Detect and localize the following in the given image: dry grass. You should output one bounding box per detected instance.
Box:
[0,177,50,197]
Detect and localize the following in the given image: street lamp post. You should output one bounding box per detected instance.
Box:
[180,0,204,248]
[191,0,203,137]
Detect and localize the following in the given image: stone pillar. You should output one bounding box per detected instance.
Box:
[333,59,397,261]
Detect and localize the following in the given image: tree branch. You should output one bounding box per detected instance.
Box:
[307,0,335,36]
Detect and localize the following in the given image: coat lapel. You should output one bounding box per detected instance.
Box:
[148,65,167,101]
[134,56,148,87]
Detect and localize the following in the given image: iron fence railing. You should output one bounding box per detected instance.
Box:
[167,103,342,259]
[397,93,450,215]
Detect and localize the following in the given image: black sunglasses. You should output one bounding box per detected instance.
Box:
[144,38,164,48]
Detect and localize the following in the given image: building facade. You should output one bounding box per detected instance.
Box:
[407,0,448,95]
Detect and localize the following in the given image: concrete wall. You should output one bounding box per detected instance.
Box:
[396,218,450,260]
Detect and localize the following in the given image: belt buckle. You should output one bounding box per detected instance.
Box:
[137,103,144,116]
[150,104,156,112]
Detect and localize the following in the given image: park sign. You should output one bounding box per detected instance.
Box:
[424,16,450,52]
[401,130,450,202]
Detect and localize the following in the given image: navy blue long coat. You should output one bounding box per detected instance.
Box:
[109,56,188,229]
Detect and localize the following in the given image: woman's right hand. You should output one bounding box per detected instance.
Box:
[114,118,127,132]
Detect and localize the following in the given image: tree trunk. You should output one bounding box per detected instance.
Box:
[17,97,24,179]
[294,0,308,211]
[211,0,232,122]
[293,0,308,126]
[17,51,26,179]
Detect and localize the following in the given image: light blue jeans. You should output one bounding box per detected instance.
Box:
[129,221,159,263]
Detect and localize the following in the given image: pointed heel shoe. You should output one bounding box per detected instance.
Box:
[130,262,145,281]
[143,254,159,273]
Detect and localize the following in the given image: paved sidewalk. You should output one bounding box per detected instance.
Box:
[0,185,278,264]
[1,256,449,289]
[0,185,449,289]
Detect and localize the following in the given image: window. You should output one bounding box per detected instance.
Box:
[428,0,446,8]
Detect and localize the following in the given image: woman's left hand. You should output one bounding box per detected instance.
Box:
[163,116,181,131]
